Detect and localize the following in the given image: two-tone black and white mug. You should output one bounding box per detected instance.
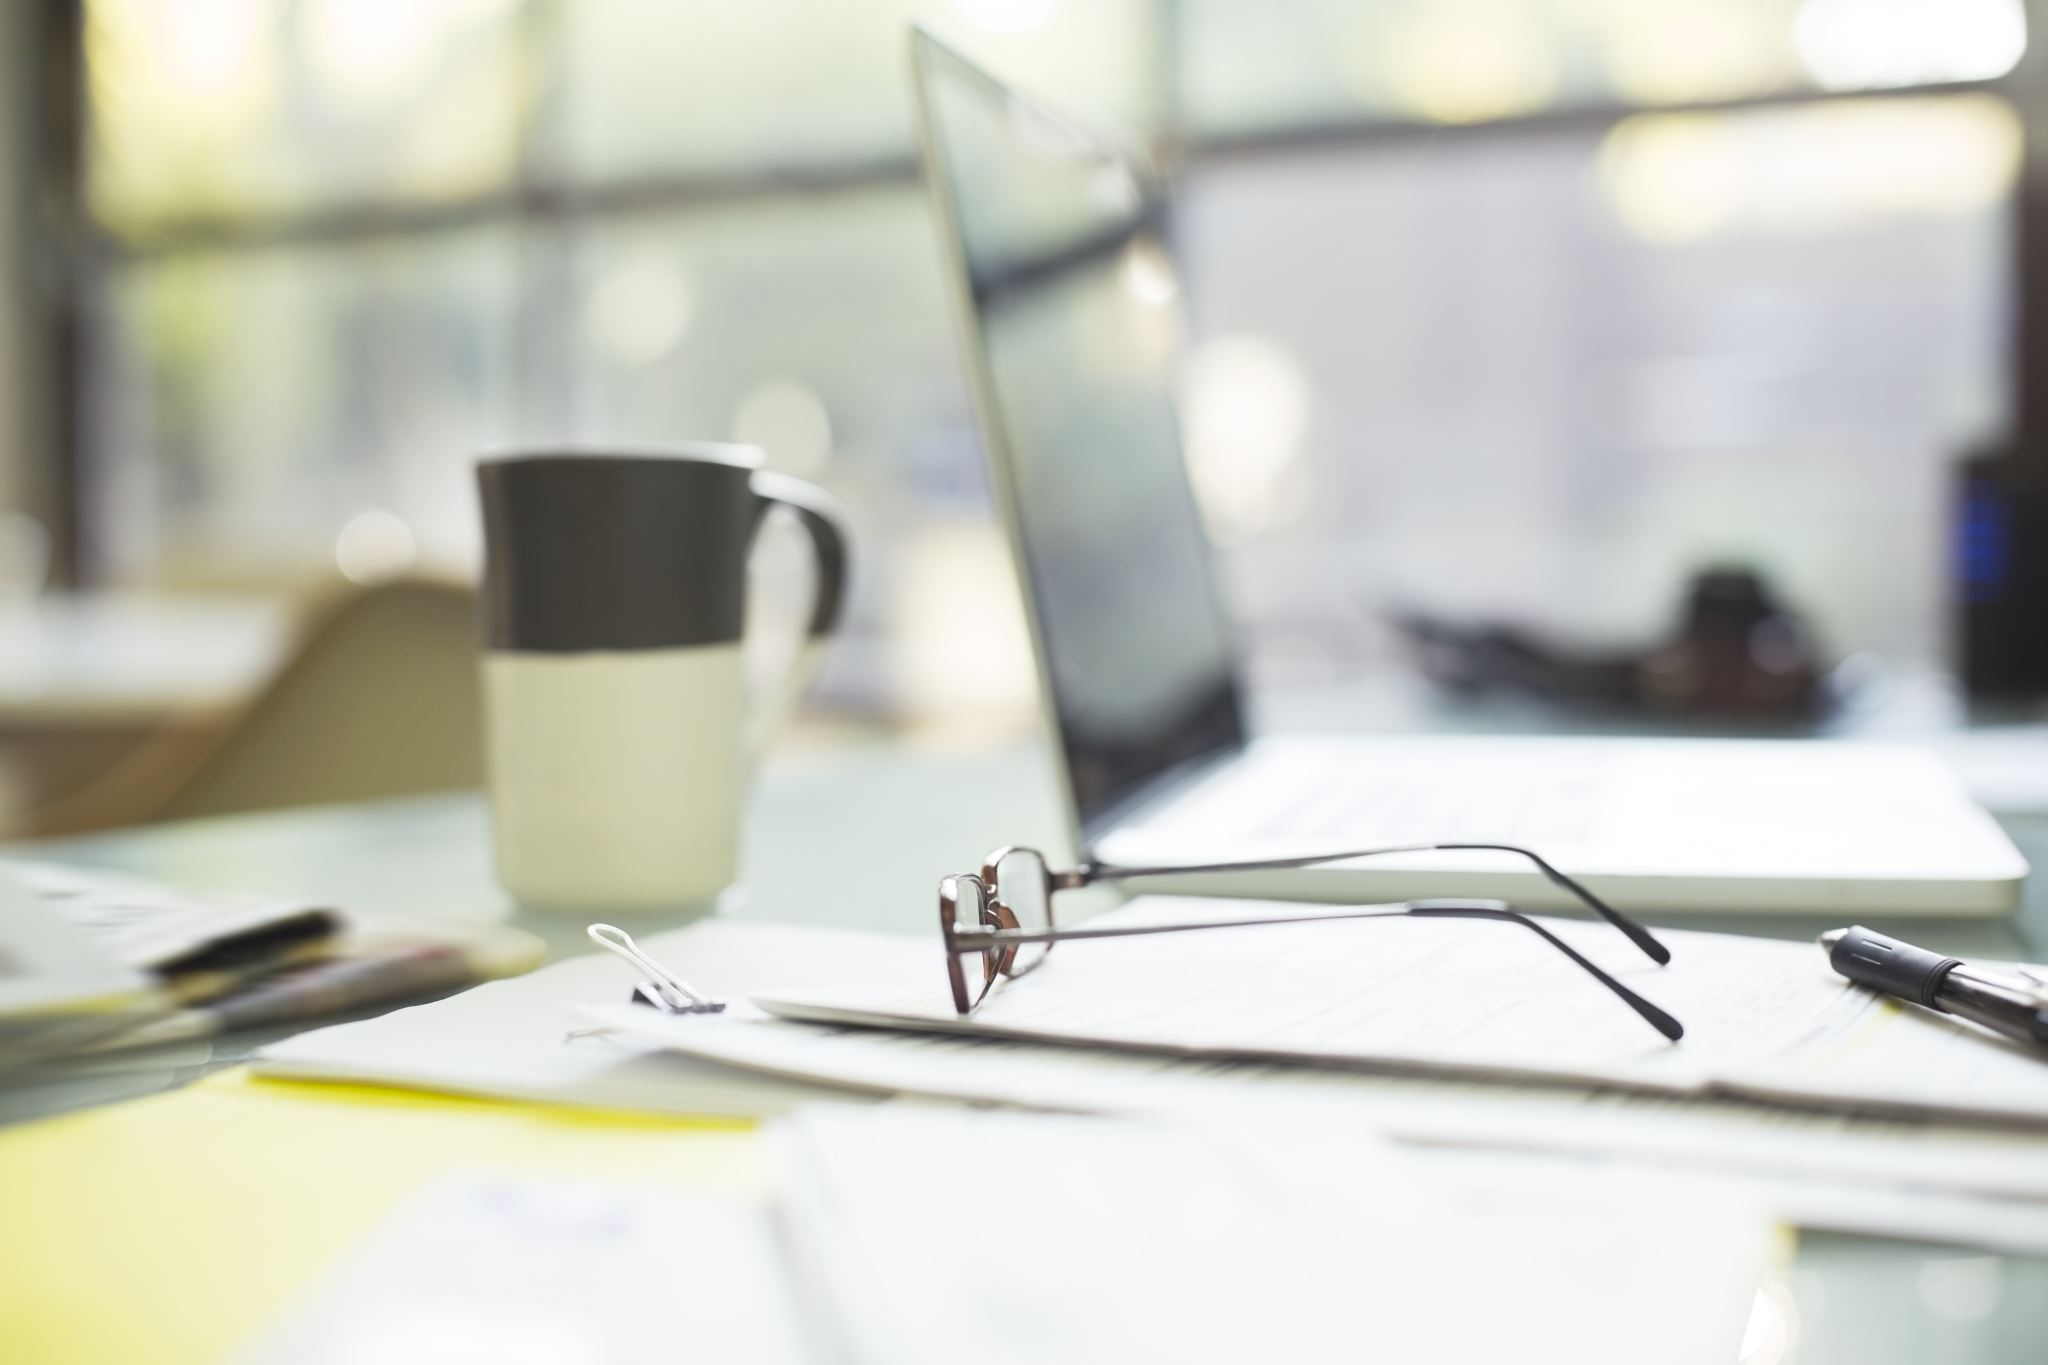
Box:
[476,445,847,913]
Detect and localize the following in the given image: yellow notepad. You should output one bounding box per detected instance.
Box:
[0,1071,758,1365]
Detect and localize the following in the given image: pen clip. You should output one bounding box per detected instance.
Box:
[2014,964,2048,1003]
[587,923,727,1016]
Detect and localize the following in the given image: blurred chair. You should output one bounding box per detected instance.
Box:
[18,576,482,837]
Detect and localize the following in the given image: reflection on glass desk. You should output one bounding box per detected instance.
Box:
[1765,1233,2048,1365]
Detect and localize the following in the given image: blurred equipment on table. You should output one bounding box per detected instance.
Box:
[1956,446,2048,701]
[910,30,2026,919]
[0,858,539,1067]
[1398,565,1826,725]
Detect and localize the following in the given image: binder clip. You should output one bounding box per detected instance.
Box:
[587,923,727,1015]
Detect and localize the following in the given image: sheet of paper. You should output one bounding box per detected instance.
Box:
[1725,987,2048,1124]
[590,1000,2048,1253]
[11,858,336,971]
[0,866,159,1064]
[231,1172,815,1365]
[254,919,931,1117]
[776,1104,1767,1365]
[755,897,2048,1127]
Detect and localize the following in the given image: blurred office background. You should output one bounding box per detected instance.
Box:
[0,0,2041,827]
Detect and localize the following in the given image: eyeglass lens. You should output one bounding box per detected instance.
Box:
[988,848,1053,976]
[942,875,996,1012]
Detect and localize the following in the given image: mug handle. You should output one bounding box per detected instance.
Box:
[745,470,850,760]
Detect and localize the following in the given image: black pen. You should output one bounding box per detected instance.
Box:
[1821,926,2048,1051]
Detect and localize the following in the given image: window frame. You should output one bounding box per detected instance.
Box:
[24,0,2048,588]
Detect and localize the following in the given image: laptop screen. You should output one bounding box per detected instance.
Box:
[913,32,1245,834]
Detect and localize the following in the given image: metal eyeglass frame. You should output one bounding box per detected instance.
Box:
[938,842,1683,1042]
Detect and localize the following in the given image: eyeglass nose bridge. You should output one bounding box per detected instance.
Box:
[987,901,1023,975]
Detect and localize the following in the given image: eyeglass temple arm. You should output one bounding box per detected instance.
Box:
[1075,842,1671,966]
[1407,902,1683,1041]
[953,899,1683,1042]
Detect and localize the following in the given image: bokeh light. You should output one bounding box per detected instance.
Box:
[1374,0,1559,124]
[950,0,1058,38]
[1600,95,2020,245]
[333,508,418,585]
[1793,0,2025,91]
[1181,335,1313,544]
[1118,238,1179,307]
[1602,0,1781,105]
[1737,1277,1800,1365]
[731,380,835,479]
[304,0,441,100]
[1917,1255,2005,1322]
[888,523,1038,722]
[583,254,695,367]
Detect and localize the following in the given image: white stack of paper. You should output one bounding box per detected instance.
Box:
[232,1173,814,1365]
[776,1105,1768,1365]
[260,913,2048,1252]
[753,897,2048,1128]
[590,997,2048,1254]
[1,857,540,1074]
[256,919,931,1116]
[18,860,339,975]
[0,865,158,1060]
[225,1107,1772,1365]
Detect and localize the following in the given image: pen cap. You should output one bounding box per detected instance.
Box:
[1828,925,1962,1009]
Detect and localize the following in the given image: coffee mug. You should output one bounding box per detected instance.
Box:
[476,445,847,913]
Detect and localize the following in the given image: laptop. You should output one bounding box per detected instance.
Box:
[908,28,2026,917]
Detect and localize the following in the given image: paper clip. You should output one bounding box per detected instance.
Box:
[587,923,727,1015]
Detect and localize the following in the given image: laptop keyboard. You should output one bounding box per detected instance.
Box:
[1227,748,1604,852]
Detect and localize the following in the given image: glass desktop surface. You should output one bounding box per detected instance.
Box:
[1768,1233,2048,1365]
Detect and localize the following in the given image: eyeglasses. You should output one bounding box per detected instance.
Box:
[938,843,1683,1041]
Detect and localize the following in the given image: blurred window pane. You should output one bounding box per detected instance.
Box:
[552,0,1160,182]
[87,0,526,228]
[62,0,2034,725]
[571,191,961,476]
[1177,0,2026,135]
[1175,94,2014,673]
[90,228,523,582]
[568,189,1000,709]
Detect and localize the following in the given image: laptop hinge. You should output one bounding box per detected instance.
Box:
[1080,744,1242,855]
